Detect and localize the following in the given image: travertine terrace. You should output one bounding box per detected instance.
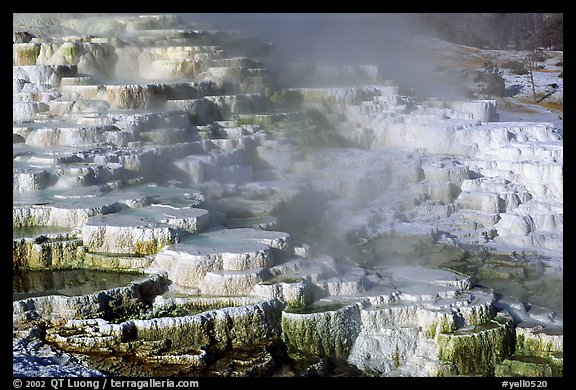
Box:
[13,13,562,377]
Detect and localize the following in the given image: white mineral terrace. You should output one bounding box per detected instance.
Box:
[13,13,562,377]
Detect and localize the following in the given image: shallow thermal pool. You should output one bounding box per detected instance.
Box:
[331,234,563,316]
[13,269,146,301]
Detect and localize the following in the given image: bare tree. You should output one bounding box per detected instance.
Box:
[523,54,538,102]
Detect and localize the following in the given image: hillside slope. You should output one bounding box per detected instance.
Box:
[415,36,563,133]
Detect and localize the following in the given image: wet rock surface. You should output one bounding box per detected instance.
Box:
[13,13,562,377]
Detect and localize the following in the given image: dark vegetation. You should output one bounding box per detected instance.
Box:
[418,13,563,51]
[416,14,563,102]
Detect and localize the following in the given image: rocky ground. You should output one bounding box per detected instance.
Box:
[13,13,562,378]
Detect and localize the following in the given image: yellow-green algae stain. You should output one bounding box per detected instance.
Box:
[515,331,562,354]
[14,43,41,65]
[281,303,362,360]
[13,210,46,228]
[13,236,156,272]
[436,315,515,375]
[267,89,304,108]
[133,239,171,255]
[60,43,83,63]
[13,238,85,270]
[495,354,563,377]
[424,313,456,339]
[80,252,154,272]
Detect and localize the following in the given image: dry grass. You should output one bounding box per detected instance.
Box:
[540,100,563,113]
[454,57,488,68]
[536,68,563,74]
[430,53,487,71]
[517,98,564,113]
[455,45,482,55]
[501,100,541,114]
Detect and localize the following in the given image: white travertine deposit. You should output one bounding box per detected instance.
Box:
[13,13,562,377]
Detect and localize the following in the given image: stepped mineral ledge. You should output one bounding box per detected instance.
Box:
[13,13,562,377]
